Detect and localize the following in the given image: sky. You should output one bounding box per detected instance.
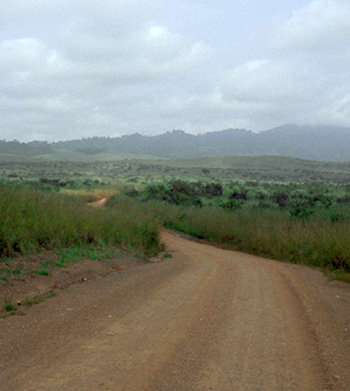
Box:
[1,0,350,142]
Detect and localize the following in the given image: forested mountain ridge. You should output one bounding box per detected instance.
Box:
[50,124,350,161]
[2,124,350,161]
[0,140,51,157]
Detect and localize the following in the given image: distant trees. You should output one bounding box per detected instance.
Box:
[0,140,52,156]
[140,180,224,207]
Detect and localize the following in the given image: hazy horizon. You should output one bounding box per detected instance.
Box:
[2,123,349,145]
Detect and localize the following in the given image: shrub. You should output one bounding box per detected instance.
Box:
[270,191,289,208]
[219,200,243,211]
[230,187,248,201]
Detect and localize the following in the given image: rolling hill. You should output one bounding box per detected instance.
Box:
[2,124,350,161]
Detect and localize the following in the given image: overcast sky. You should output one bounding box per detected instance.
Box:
[1,0,350,141]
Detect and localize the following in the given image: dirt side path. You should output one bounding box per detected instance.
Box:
[88,197,107,208]
[0,232,349,390]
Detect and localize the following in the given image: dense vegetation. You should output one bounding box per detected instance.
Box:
[119,179,350,276]
[0,185,161,260]
[1,155,350,184]
[0,140,51,157]
[0,154,349,286]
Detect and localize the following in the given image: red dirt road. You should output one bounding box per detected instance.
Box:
[1,232,349,390]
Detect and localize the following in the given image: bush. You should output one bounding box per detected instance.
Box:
[230,187,248,201]
[203,183,223,196]
[270,191,289,208]
[219,200,243,211]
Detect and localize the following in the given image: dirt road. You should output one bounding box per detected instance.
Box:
[1,232,349,390]
[88,197,107,208]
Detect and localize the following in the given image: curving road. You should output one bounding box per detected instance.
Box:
[1,232,349,390]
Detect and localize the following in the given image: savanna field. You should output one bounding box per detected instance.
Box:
[1,156,350,314]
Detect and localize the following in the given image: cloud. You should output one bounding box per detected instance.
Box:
[0,38,46,70]
[211,0,350,131]
[0,0,350,141]
[0,1,213,140]
[316,94,350,126]
[213,52,350,130]
[221,58,327,103]
[268,0,350,54]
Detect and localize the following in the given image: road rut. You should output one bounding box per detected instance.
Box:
[1,231,349,390]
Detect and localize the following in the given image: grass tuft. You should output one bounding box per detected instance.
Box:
[2,298,17,313]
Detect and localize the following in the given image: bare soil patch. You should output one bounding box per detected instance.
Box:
[0,250,143,315]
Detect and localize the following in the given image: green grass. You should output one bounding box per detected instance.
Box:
[107,178,350,276]
[1,157,349,281]
[0,185,162,259]
[0,267,11,282]
[34,266,51,276]
[55,245,120,267]
[1,155,350,186]
[23,291,56,307]
[23,296,41,307]
[0,256,13,263]
[0,263,26,282]
[136,198,350,275]
[11,262,26,277]
[326,270,350,284]
[2,298,16,313]
[0,291,57,317]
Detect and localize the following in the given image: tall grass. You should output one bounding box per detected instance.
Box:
[4,181,348,273]
[0,186,161,258]
[144,201,350,272]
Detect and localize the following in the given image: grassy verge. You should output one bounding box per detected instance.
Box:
[136,199,350,277]
[117,179,350,276]
[0,185,162,259]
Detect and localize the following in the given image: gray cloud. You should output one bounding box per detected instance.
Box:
[217,0,350,130]
[0,0,349,141]
[268,0,350,54]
